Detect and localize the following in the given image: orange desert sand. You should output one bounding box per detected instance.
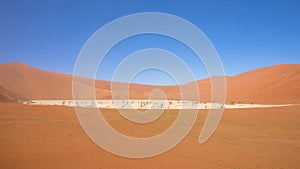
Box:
[0,103,300,169]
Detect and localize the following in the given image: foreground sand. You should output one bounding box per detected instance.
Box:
[0,103,299,169]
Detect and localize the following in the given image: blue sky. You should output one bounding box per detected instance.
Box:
[0,0,299,85]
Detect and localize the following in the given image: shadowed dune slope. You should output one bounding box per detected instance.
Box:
[0,84,27,103]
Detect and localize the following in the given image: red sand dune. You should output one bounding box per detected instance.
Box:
[0,62,299,103]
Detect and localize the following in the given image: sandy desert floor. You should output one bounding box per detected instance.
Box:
[0,103,299,169]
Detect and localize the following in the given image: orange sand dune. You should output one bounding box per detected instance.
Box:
[0,62,179,100]
[0,62,74,99]
[0,62,299,103]
[226,64,300,104]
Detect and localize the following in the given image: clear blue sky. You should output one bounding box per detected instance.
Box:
[0,0,299,85]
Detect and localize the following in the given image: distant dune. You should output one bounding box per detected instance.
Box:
[0,62,299,104]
